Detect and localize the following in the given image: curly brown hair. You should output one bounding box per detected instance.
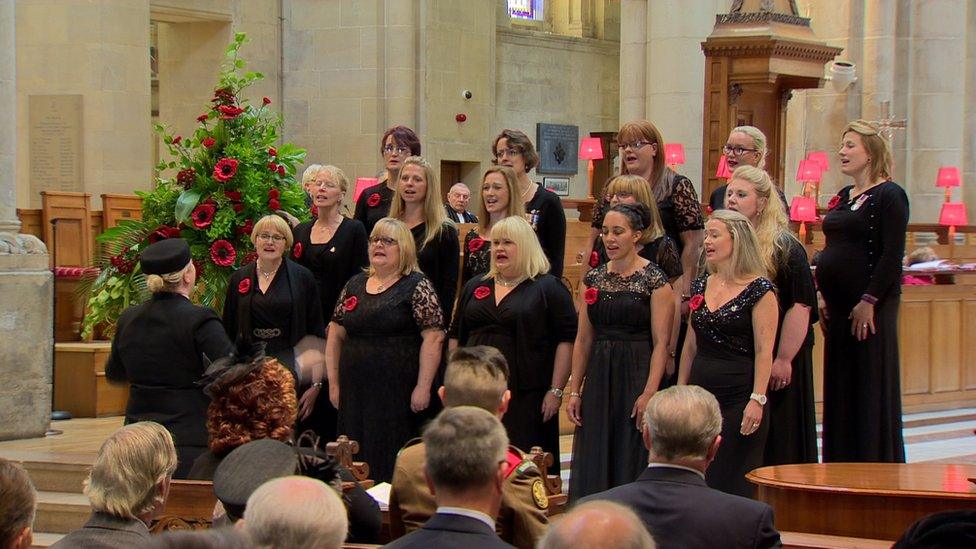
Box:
[206,359,297,456]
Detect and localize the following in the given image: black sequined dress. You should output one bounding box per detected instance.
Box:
[687,275,774,498]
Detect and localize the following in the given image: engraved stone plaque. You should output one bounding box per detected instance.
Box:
[29,95,84,195]
[536,123,579,175]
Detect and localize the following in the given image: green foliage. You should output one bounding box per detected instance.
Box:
[82,33,308,337]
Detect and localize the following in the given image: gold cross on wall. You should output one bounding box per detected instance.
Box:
[872,100,908,140]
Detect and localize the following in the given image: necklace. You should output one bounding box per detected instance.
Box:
[520,182,536,201]
[496,275,526,288]
[258,262,280,281]
[373,273,400,291]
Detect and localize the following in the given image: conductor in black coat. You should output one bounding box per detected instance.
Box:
[582,385,782,549]
[105,238,232,478]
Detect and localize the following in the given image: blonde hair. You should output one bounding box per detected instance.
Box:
[367,218,420,277]
[146,262,193,293]
[444,346,509,412]
[705,209,767,281]
[302,164,350,194]
[728,165,797,278]
[617,119,677,203]
[388,156,453,248]
[842,119,893,183]
[729,126,768,169]
[84,422,177,519]
[487,216,550,280]
[605,174,665,243]
[477,166,526,233]
[251,214,294,251]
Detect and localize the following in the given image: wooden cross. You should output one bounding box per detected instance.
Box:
[872,100,908,140]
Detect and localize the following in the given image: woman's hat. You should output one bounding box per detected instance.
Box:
[140,238,191,275]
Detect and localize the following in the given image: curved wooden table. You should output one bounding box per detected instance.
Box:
[748,463,976,541]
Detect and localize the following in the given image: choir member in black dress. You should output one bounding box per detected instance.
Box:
[567,204,675,500]
[104,238,233,478]
[293,164,368,441]
[354,126,422,236]
[223,215,326,421]
[388,155,460,325]
[725,165,818,465]
[461,166,525,287]
[450,216,577,470]
[709,126,768,212]
[326,218,445,483]
[678,210,778,497]
[816,120,909,463]
[492,129,567,278]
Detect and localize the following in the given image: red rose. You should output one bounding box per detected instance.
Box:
[588,250,600,268]
[293,242,303,259]
[212,88,234,103]
[210,240,237,267]
[213,158,239,182]
[468,237,486,253]
[827,195,841,211]
[197,114,209,122]
[706,205,714,215]
[177,168,196,190]
[276,165,286,176]
[171,135,182,145]
[268,162,278,171]
[689,294,705,312]
[165,227,182,239]
[191,203,217,228]
[238,278,251,294]
[263,97,271,105]
[237,218,254,236]
[233,203,244,213]
[366,193,381,207]
[343,295,358,312]
[474,286,491,300]
[224,190,242,201]
[268,188,280,198]
[268,198,281,211]
[584,287,599,305]
[310,205,318,217]
[242,251,258,264]
[217,105,244,119]
[202,137,216,148]
[268,147,277,157]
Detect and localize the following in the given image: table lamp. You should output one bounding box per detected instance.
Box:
[579,137,604,200]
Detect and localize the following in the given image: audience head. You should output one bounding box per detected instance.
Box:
[423,407,508,503]
[447,183,472,213]
[907,246,938,266]
[725,125,768,170]
[243,476,348,549]
[389,156,450,246]
[704,209,766,280]
[250,214,294,260]
[381,126,422,174]
[143,527,254,549]
[893,510,976,548]
[492,129,539,174]
[487,215,550,280]
[538,500,655,549]
[441,345,510,415]
[367,217,419,276]
[604,203,653,254]
[840,119,892,182]
[85,421,177,521]
[605,174,664,242]
[617,120,668,195]
[478,166,525,233]
[142,238,194,293]
[642,385,722,467]
[0,459,36,549]
[302,165,349,211]
[213,439,300,523]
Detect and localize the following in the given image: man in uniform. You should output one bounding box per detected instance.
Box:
[389,346,548,547]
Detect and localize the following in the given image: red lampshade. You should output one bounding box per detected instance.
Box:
[796,160,822,183]
[664,143,685,165]
[789,196,818,223]
[353,177,379,202]
[579,137,604,160]
[936,166,961,188]
[806,151,830,173]
[715,155,732,179]
[939,202,968,227]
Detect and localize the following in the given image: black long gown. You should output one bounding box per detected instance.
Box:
[333,271,444,483]
[460,228,491,287]
[764,237,819,466]
[411,222,460,326]
[353,182,394,236]
[450,274,577,471]
[526,186,567,279]
[687,275,774,497]
[816,181,909,463]
[569,263,668,500]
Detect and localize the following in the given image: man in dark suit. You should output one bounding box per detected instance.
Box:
[385,407,514,548]
[445,182,478,223]
[51,422,177,549]
[582,385,782,549]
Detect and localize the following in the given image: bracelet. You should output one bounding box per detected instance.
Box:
[569,392,582,399]
[311,381,323,389]
[860,293,878,305]
[681,294,691,303]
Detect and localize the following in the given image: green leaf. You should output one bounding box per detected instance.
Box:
[175,189,203,223]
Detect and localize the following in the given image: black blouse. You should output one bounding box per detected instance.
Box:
[773,236,819,347]
[292,217,369,321]
[353,183,394,236]
[412,222,460,326]
[461,229,491,287]
[526,186,567,278]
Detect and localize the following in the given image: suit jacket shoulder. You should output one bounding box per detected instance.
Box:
[384,513,515,549]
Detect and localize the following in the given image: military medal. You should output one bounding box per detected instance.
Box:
[851,193,869,211]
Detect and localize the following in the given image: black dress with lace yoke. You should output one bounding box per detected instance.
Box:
[332,271,444,483]
[570,263,668,501]
[687,275,774,498]
[461,229,491,287]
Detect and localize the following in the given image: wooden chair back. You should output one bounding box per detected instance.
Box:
[151,480,216,533]
[41,191,93,268]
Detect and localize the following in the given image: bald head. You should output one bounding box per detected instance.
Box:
[447,183,471,213]
[244,476,347,549]
[539,501,655,549]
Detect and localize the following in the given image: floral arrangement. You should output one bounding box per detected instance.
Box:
[81,33,308,338]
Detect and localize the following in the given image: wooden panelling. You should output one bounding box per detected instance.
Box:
[930,300,961,392]
[16,208,43,241]
[54,343,128,418]
[965,301,976,390]
[101,194,143,228]
[41,191,92,268]
[898,301,931,395]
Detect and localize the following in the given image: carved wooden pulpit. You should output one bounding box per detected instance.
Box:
[701,0,842,199]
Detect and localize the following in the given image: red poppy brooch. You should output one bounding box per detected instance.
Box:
[366,193,381,207]
[238,278,251,295]
[689,294,705,312]
[583,287,598,305]
[827,195,841,211]
[474,286,491,300]
[468,237,486,253]
[293,242,303,259]
[343,296,358,312]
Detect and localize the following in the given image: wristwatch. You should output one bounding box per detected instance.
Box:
[749,392,767,406]
[548,387,564,398]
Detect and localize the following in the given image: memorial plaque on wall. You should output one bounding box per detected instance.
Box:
[29,95,84,196]
[536,123,578,175]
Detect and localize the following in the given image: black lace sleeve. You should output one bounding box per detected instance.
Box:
[671,175,705,233]
[331,285,349,325]
[411,276,445,332]
[591,194,611,229]
[651,236,683,280]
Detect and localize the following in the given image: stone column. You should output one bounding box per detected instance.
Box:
[0,0,53,441]
[618,0,646,124]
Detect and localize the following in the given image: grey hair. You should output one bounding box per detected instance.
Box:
[244,476,348,549]
[538,500,656,549]
[643,385,722,461]
[0,459,36,547]
[423,407,508,492]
